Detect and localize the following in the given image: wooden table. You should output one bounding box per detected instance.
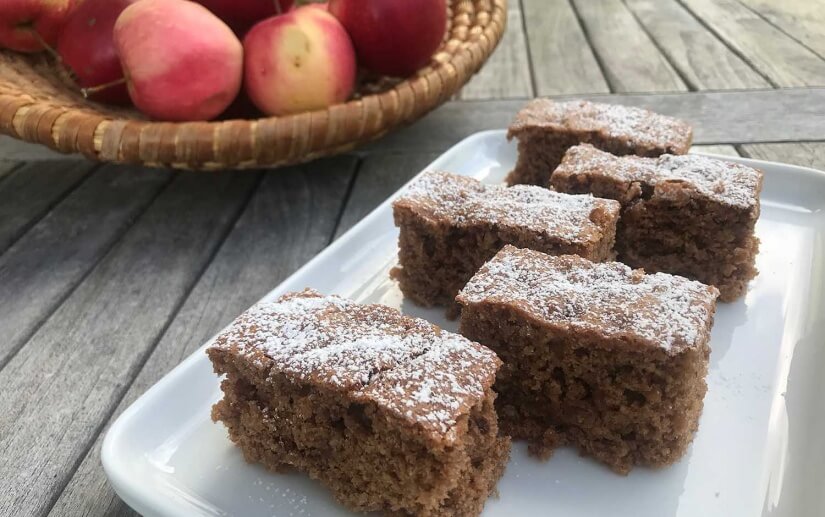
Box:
[2,1,825,515]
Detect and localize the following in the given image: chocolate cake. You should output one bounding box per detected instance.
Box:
[551,144,763,301]
[392,170,620,310]
[208,290,510,516]
[506,99,693,186]
[457,246,718,474]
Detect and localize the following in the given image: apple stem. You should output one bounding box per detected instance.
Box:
[274,0,282,14]
[29,30,61,63]
[81,78,128,99]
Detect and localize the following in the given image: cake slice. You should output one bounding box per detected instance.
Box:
[551,144,763,301]
[506,99,693,186]
[457,246,718,474]
[392,170,620,310]
[208,290,510,517]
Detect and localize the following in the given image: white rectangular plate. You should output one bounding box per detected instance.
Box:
[103,131,825,517]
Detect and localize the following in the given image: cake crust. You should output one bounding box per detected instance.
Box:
[209,290,510,516]
[457,246,718,474]
[392,170,620,310]
[551,144,763,301]
[506,99,693,186]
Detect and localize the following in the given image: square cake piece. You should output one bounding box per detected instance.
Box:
[457,246,719,474]
[208,290,510,517]
[551,144,763,301]
[506,99,693,186]
[392,170,620,309]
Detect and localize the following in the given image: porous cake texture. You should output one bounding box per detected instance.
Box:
[208,290,510,517]
[506,99,693,186]
[392,170,620,310]
[457,246,718,474]
[551,144,763,301]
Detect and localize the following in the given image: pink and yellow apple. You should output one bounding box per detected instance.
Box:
[329,0,447,77]
[114,0,243,121]
[195,0,295,34]
[0,0,80,53]
[243,5,356,116]
[57,0,136,105]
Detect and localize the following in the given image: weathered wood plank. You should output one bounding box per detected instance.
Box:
[459,0,533,99]
[0,136,80,161]
[624,0,770,89]
[0,170,261,517]
[739,0,825,59]
[569,0,687,92]
[368,89,825,154]
[521,0,609,95]
[690,144,740,156]
[335,152,440,239]
[48,157,357,517]
[0,161,18,182]
[679,0,825,87]
[739,142,825,170]
[0,161,96,254]
[0,165,173,369]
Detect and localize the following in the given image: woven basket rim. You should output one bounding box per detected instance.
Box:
[0,0,507,170]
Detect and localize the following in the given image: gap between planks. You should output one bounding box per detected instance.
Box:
[622,0,770,90]
[678,0,825,87]
[569,0,688,92]
[521,0,610,95]
[369,88,825,154]
[0,169,262,516]
[0,166,175,371]
[48,158,359,517]
[0,161,99,256]
[459,0,533,99]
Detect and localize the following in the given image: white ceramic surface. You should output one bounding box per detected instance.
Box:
[103,130,825,517]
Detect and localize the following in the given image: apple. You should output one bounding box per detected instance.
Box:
[243,5,356,116]
[195,0,294,34]
[57,0,136,105]
[329,0,446,77]
[0,0,79,53]
[114,0,243,121]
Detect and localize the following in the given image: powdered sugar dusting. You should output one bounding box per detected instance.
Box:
[457,246,718,353]
[508,99,692,153]
[394,171,620,244]
[210,290,499,441]
[556,144,762,208]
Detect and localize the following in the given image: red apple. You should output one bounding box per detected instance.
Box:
[243,5,356,116]
[195,0,294,34]
[328,0,446,77]
[0,0,79,53]
[114,0,243,121]
[57,0,136,105]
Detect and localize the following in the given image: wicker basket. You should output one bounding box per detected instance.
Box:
[0,0,505,170]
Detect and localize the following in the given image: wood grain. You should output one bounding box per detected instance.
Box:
[570,0,687,92]
[0,170,259,517]
[460,0,533,99]
[48,157,357,517]
[370,89,825,153]
[740,142,825,170]
[0,161,96,254]
[521,0,610,95]
[690,144,740,156]
[0,135,81,161]
[739,0,825,59]
[0,165,172,369]
[679,0,825,87]
[624,0,770,89]
[335,152,440,239]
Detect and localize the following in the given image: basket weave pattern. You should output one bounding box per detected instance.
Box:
[0,0,506,170]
